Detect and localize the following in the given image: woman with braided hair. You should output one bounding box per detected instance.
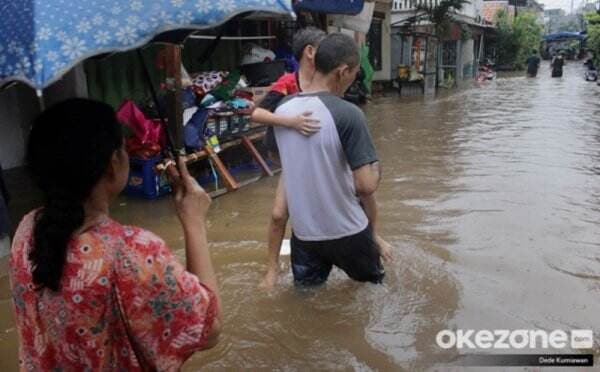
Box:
[9,98,221,370]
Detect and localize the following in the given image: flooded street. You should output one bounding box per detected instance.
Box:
[1,62,599,371]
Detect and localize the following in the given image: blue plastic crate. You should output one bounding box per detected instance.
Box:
[124,156,171,199]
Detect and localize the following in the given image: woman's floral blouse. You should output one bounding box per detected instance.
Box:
[9,211,217,371]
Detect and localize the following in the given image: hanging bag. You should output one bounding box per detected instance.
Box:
[116,100,165,159]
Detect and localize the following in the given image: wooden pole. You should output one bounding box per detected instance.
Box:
[164,45,184,153]
[241,135,274,177]
[205,144,240,191]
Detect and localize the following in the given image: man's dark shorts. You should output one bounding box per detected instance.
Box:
[291,225,385,286]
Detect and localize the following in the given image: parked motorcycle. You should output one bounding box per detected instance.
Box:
[477,63,497,82]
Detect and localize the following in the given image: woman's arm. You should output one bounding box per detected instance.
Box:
[182,221,221,348]
[168,158,221,346]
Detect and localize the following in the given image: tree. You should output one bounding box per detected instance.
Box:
[495,9,519,67]
[585,12,600,65]
[513,12,543,68]
[404,0,470,37]
[493,9,542,69]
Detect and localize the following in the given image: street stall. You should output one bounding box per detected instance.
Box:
[0,0,294,201]
[91,16,295,198]
[542,32,586,60]
[391,27,439,95]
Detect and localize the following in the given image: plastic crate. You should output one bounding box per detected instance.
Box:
[228,114,252,135]
[205,117,218,136]
[215,112,233,137]
[229,114,243,135]
[124,156,171,199]
[241,115,251,132]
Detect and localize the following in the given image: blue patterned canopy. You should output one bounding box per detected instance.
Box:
[0,0,292,90]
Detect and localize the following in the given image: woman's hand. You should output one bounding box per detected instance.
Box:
[166,157,211,229]
[287,111,321,136]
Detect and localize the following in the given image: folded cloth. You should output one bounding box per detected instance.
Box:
[200,94,217,108]
[181,87,197,110]
[206,101,224,110]
[233,90,253,101]
[184,108,211,150]
[191,71,228,98]
[229,98,250,109]
[241,44,276,65]
[183,107,199,126]
[210,70,241,101]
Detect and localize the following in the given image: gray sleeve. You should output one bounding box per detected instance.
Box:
[333,101,379,170]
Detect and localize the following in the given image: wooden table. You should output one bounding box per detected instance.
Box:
[157,125,275,196]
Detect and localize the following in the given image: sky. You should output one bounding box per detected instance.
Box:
[538,0,598,12]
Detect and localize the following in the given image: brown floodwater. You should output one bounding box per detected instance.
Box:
[1,62,599,371]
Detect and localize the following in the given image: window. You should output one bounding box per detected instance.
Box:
[441,41,457,84]
[441,40,457,67]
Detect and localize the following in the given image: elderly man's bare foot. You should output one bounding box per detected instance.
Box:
[259,267,279,289]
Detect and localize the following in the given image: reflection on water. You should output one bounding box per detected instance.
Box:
[1,63,599,371]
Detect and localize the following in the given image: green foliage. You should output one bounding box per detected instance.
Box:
[585,12,600,65]
[413,0,470,37]
[584,11,600,25]
[460,23,473,41]
[494,9,518,66]
[494,10,542,69]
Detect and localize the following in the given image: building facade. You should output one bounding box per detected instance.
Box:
[483,0,545,25]
[390,0,488,94]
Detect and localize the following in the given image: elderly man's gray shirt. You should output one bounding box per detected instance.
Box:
[274,92,378,241]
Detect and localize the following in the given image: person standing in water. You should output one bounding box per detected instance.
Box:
[252,28,394,288]
[526,49,541,77]
[251,27,324,288]
[551,53,565,78]
[273,33,393,286]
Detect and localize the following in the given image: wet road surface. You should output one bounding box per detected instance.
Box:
[1,62,599,371]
